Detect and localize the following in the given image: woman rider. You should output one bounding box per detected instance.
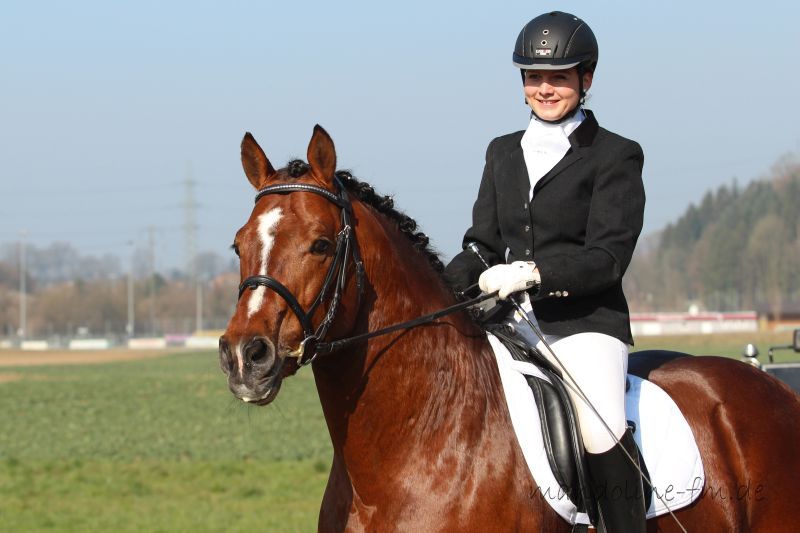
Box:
[443,11,646,532]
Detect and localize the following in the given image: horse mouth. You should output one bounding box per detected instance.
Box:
[230,350,300,406]
[236,380,281,406]
[241,385,281,406]
[232,360,286,406]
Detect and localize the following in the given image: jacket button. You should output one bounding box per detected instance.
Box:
[524,225,530,232]
[548,292,555,297]
[523,202,528,210]
[525,249,531,256]
[555,291,562,297]
[562,291,569,297]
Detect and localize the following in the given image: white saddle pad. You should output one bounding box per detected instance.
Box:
[488,333,705,525]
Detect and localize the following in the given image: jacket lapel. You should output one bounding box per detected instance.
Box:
[532,149,582,194]
[532,110,600,194]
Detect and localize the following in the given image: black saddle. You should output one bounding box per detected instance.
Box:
[487,325,685,531]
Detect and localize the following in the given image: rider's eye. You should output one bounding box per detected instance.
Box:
[310,239,332,255]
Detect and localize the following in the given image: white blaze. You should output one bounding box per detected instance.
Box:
[246,207,283,318]
[234,207,284,378]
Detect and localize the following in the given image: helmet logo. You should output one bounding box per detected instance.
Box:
[535,48,552,57]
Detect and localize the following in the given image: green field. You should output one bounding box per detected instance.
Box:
[0,352,331,532]
[0,330,797,532]
[632,330,798,362]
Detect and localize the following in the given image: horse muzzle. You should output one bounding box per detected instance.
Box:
[219,335,284,405]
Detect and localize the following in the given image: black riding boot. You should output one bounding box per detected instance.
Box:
[586,428,647,533]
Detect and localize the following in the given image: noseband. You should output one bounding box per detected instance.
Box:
[237,180,364,366]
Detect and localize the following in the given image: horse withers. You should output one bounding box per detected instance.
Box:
[219,125,800,532]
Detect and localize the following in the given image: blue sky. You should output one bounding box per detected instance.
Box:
[2,1,798,271]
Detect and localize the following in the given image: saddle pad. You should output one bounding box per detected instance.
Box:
[488,333,705,525]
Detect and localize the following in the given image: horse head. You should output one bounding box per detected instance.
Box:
[219,125,363,405]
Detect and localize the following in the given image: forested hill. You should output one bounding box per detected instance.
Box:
[624,155,800,316]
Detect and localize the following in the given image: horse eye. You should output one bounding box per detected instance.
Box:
[310,239,332,255]
[231,244,240,257]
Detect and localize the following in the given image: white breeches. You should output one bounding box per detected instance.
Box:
[506,305,629,454]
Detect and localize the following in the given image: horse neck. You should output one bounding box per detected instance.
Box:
[313,204,515,483]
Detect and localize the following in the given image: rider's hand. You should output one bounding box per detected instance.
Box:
[478,261,540,300]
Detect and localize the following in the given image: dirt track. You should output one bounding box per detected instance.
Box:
[0,348,190,368]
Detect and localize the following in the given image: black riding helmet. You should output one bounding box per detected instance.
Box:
[513,11,598,72]
[514,11,598,122]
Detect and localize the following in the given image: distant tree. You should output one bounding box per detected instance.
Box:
[30,280,127,337]
[0,286,19,336]
[0,260,18,289]
[623,248,659,311]
[76,253,121,280]
[27,242,81,283]
[745,215,794,320]
[0,240,240,338]
[194,251,229,281]
[206,273,239,330]
[152,280,195,334]
[627,152,799,313]
[131,247,153,278]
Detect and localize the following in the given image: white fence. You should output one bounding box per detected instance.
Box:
[631,311,758,336]
[68,338,112,350]
[4,333,222,351]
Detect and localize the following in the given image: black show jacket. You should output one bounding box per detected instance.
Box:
[444,110,645,345]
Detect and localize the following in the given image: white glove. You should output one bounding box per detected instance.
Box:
[478,261,541,300]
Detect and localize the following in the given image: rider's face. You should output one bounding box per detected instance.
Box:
[523,68,593,121]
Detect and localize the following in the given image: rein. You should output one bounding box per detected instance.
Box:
[317,291,497,354]
[237,179,492,367]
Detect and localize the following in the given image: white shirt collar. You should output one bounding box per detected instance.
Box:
[520,108,585,198]
[526,108,585,140]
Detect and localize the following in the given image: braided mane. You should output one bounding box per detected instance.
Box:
[281,160,444,273]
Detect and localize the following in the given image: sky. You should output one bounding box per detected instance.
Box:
[2,0,798,272]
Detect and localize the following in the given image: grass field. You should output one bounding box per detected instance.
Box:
[0,330,797,531]
[0,351,331,532]
[632,330,798,362]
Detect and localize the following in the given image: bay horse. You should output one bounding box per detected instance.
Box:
[219,125,800,532]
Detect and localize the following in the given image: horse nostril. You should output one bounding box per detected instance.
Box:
[244,337,275,366]
[218,336,234,376]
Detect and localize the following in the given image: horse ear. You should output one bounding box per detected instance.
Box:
[241,132,276,190]
[307,125,337,185]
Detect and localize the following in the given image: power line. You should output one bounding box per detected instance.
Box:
[183,165,202,332]
[0,182,184,196]
[184,165,198,280]
[147,225,157,335]
[19,230,28,339]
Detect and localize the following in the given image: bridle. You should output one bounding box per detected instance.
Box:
[237,179,365,366]
[236,177,496,368]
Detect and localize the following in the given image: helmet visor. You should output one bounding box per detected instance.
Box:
[512,53,580,71]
